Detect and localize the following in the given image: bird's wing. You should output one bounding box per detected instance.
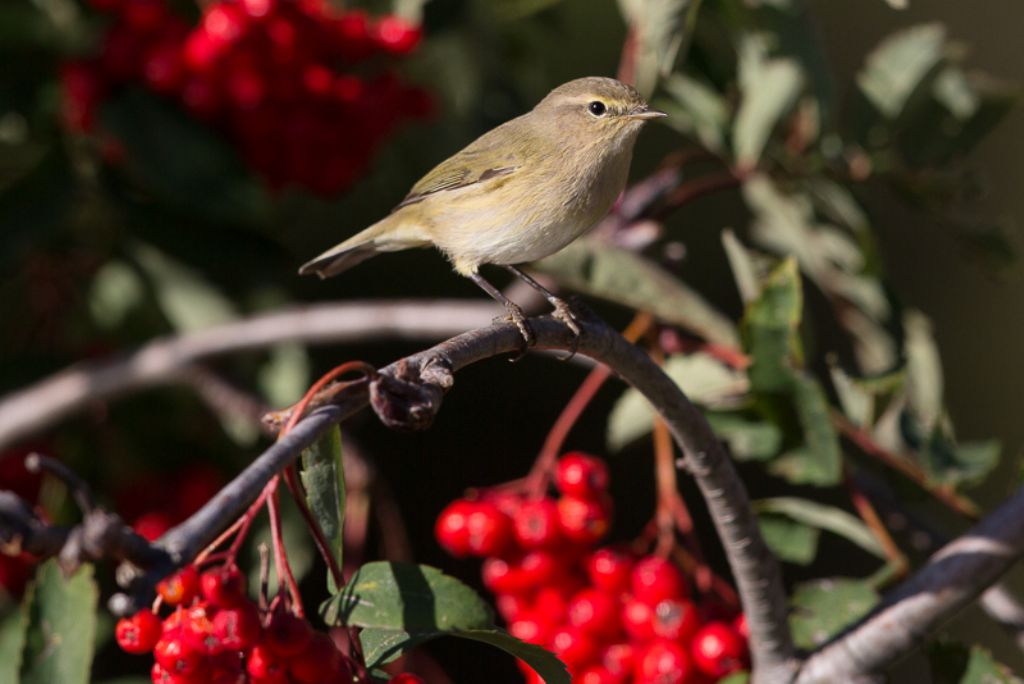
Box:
[393,118,526,211]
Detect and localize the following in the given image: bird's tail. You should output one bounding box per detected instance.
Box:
[298,214,430,279]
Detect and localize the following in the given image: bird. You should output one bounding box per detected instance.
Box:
[299,76,666,344]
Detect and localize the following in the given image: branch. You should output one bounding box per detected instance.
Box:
[0,300,500,450]
[796,484,1024,683]
[127,313,795,680]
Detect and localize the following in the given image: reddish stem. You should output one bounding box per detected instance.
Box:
[282,463,345,588]
[524,314,654,497]
[267,482,304,617]
[843,467,909,580]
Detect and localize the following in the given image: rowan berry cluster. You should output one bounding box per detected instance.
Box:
[435,452,750,683]
[118,563,338,683]
[64,0,431,195]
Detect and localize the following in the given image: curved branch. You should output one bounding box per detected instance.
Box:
[796,484,1024,683]
[155,315,793,679]
[0,300,499,450]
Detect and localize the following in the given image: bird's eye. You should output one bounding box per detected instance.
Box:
[588,101,607,116]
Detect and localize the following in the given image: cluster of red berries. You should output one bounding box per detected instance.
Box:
[64,0,431,195]
[117,562,425,683]
[435,453,749,683]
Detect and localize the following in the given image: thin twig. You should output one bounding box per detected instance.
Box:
[842,468,909,582]
[832,411,980,519]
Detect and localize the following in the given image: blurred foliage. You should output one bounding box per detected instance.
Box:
[0,0,1021,681]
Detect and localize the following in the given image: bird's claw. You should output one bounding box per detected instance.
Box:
[550,297,582,361]
[495,302,534,361]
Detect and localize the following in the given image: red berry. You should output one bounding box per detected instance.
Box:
[202,4,247,44]
[532,586,569,626]
[132,511,174,542]
[496,593,531,622]
[508,616,553,646]
[631,556,686,605]
[150,661,184,684]
[464,501,513,557]
[635,639,694,684]
[557,495,611,544]
[289,632,349,684]
[622,598,657,643]
[162,608,185,636]
[691,622,747,678]
[602,642,637,679]
[556,453,609,497]
[246,643,288,682]
[586,548,634,594]
[182,603,222,656]
[482,551,560,595]
[123,0,168,33]
[158,566,200,606]
[733,613,748,639]
[388,674,425,684]
[154,636,204,677]
[201,565,247,607]
[568,589,621,639]
[435,499,474,557]
[579,665,619,684]
[550,626,600,671]
[513,498,562,549]
[652,598,701,643]
[374,16,421,55]
[116,610,162,654]
[212,603,260,651]
[143,41,185,95]
[263,608,312,657]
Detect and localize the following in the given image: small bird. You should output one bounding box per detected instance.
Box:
[300,76,665,343]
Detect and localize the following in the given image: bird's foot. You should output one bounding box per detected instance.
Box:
[494,301,534,361]
[550,296,582,361]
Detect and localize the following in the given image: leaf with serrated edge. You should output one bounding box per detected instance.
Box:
[301,426,345,591]
[325,562,493,632]
[790,578,878,651]
[754,497,885,558]
[534,239,739,348]
[21,561,98,684]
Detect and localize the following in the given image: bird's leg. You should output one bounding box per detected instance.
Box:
[504,266,582,361]
[469,271,535,351]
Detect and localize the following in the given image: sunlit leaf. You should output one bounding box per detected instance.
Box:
[533,238,739,347]
[88,261,145,330]
[608,353,749,450]
[857,23,946,119]
[903,310,943,434]
[259,343,311,407]
[706,412,782,461]
[790,578,878,650]
[659,73,729,152]
[0,583,33,684]
[131,242,238,332]
[21,562,98,684]
[753,497,885,558]
[734,34,803,169]
[618,0,694,97]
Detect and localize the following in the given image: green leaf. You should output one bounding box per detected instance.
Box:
[324,561,494,632]
[790,578,878,651]
[131,242,238,332]
[787,374,843,486]
[533,239,739,348]
[753,497,885,558]
[88,261,146,330]
[301,427,346,591]
[260,343,311,407]
[928,641,1021,684]
[491,0,566,20]
[360,627,569,683]
[0,585,33,684]
[21,562,98,684]
[743,257,803,393]
[607,353,748,450]
[101,89,271,225]
[618,0,694,97]
[718,674,751,684]
[706,412,782,461]
[733,34,804,169]
[857,23,946,120]
[919,435,1000,489]
[757,514,819,565]
[659,73,729,153]
[903,310,944,434]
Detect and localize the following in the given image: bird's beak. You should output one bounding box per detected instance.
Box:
[629,106,668,120]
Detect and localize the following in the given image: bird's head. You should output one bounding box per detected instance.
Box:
[532,77,667,145]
